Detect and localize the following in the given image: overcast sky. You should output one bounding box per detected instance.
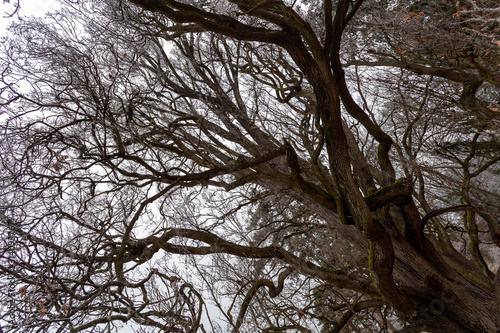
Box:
[1,0,60,36]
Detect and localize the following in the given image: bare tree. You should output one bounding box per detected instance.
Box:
[0,0,499,332]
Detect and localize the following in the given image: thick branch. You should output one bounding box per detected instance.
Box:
[421,205,472,229]
[327,299,385,333]
[133,228,376,294]
[231,267,293,333]
[344,60,467,83]
[128,0,288,44]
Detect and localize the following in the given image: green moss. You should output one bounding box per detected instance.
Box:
[445,259,491,288]
[364,178,408,201]
[436,228,448,253]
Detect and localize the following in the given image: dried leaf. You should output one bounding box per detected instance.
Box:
[19,285,28,298]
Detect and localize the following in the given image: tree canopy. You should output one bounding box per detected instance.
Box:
[0,0,499,332]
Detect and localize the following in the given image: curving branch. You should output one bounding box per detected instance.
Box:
[421,205,472,229]
[327,299,385,333]
[130,228,376,294]
[231,267,294,333]
[128,0,289,44]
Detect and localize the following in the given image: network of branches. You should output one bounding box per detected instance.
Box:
[0,0,499,332]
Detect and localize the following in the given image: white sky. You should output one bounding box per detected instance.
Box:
[0,0,61,36]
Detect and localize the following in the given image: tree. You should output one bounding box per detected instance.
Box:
[0,0,499,332]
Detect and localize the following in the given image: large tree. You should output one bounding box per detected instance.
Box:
[1,0,499,332]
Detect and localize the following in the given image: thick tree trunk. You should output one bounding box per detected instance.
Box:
[391,237,498,332]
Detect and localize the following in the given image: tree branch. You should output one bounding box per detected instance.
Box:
[231,267,293,333]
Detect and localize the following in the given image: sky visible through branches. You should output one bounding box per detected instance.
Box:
[0,0,499,332]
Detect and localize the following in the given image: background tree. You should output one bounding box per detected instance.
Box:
[0,0,499,332]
